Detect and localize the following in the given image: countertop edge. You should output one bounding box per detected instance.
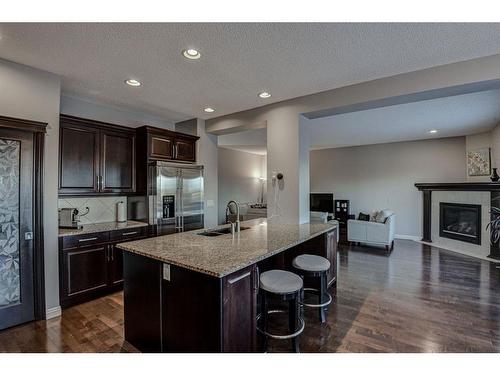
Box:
[58,220,149,237]
[118,223,337,278]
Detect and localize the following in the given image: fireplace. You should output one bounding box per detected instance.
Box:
[439,202,481,245]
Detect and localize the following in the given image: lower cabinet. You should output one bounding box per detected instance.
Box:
[110,245,124,285]
[63,245,109,299]
[326,229,338,286]
[59,227,147,308]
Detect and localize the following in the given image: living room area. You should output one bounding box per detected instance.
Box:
[305,89,500,262]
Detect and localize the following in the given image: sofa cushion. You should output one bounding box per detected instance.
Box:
[358,212,370,221]
[375,209,394,223]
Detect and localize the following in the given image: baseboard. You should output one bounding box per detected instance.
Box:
[395,234,421,241]
[45,305,62,320]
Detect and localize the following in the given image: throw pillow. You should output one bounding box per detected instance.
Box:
[358,212,370,221]
[370,211,379,222]
[375,209,394,223]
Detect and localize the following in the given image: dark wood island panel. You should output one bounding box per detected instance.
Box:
[122,227,337,353]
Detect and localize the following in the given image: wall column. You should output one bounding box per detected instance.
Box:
[266,109,310,224]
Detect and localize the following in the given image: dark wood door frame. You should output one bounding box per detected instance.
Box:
[0,114,47,321]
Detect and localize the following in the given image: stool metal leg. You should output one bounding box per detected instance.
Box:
[260,293,268,352]
[289,297,300,353]
[319,273,327,323]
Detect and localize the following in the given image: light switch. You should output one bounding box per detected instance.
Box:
[206,200,215,208]
[163,264,171,281]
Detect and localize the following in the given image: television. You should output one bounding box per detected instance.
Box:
[310,193,334,214]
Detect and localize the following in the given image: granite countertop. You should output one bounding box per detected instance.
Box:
[117,218,337,278]
[58,220,149,237]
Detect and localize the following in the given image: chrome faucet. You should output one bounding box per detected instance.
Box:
[226,200,241,234]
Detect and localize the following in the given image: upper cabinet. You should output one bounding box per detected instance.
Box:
[59,115,136,196]
[136,126,199,163]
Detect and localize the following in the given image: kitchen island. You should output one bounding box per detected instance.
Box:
[117,218,338,352]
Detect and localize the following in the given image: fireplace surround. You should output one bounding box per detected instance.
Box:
[415,182,500,260]
[439,202,481,245]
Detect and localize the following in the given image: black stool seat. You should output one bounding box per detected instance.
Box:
[260,270,303,294]
[257,269,304,353]
[292,254,332,323]
[292,254,330,272]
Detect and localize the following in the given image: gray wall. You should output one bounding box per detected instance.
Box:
[218,148,266,224]
[310,137,467,238]
[197,119,219,228]
[0,59,61,312]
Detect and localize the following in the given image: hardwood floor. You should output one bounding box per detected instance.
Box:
[0,239,499,353]
[0,292,138,352]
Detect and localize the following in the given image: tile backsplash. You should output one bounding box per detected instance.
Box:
[58,196,127,225]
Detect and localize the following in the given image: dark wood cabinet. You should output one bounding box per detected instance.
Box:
[59,226,148,308]
[149,134,174,160]
[101,130,136,193]
[221,264,258,352]
[59,123,100,194]
[110,245,124,285]
[62,245,109,298]
[174,138,196,162]
[59,115,136,196]
[326,229,338,286]
[137,126,199,163]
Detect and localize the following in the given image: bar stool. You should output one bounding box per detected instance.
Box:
[257,269,305,353]
[292,254,332,323]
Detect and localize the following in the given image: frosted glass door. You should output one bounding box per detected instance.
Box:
[0,139,20,307]
[0,129,35,330]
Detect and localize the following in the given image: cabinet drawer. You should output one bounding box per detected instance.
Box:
[62,231,110,249]
[109,226,147,241]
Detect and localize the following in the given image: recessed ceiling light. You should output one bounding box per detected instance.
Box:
[204,107,215,113]
[125,79,141,87]
[182,49,201,60]
[429,129,438,134]
[258,92,271,99]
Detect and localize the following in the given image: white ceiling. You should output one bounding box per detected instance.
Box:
[219,89,500,154]
[2,23,500,121]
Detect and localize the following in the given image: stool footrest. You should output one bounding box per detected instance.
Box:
[256,310,305,340]
[300,287,332,308]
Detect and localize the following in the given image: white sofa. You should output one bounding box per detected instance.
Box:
[347,211,395,252]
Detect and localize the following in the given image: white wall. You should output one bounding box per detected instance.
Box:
[60,95,174,130]
[310,137,467,238]
[0,59,61,313]
[493,124,500,170]
[218,148,267,224]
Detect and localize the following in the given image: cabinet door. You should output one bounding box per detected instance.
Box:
[326,229,338,286]
[149,134,174,160]
[101,130,136,193]
[59,123,99,194]
[109,245,124,286]
[221,264,258,352]
[174,138,196,162]
[61,245,109,300]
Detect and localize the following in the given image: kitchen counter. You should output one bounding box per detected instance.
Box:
[117,218,337,277]
[120,217,338,353]
[58,220,148,237]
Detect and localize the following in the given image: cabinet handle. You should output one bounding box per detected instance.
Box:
[110,246,114,261]
[78,237,98,243]
[122,231,138,236]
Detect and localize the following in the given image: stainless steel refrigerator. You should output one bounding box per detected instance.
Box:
[149,161,204,235]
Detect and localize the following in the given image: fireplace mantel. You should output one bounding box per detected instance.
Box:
[415,182,500,191]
